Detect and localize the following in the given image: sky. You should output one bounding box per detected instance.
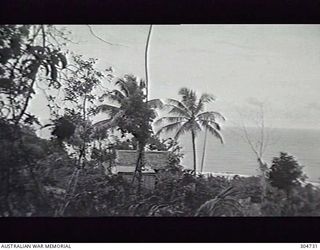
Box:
[29,25,320,130]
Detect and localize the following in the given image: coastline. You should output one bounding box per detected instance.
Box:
[200,171,320,187]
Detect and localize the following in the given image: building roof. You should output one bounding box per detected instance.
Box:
[115,150,169,170]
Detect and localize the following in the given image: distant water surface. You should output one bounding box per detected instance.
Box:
[178,127,320,183]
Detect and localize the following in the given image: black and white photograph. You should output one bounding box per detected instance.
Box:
[1,24,320,218]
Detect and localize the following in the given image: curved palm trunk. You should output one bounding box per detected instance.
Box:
[200,127,208,173]
[145,25,152,101]
[129,25,152,196]
[191,130,197,176]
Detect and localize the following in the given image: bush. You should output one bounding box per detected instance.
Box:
[260,184,320,216]
[268,152,307,194]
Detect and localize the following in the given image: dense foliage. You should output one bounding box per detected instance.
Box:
[1,25,320,217]
[268,152,307,194]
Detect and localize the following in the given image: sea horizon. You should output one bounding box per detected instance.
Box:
[178,126,320,183]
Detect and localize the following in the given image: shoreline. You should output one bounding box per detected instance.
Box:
[200,171,320,187]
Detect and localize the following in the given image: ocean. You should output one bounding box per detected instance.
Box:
[178,127,320,183]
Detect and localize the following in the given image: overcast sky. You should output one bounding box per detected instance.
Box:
[30,25,320,130]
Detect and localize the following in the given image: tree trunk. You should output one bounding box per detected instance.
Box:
[56,143,85,216]
[132,141,146,196]
[138,143,145,196]
[144,25,152,101]
[258,157,268,201]
[200,128,208,173]
[191,130,197,176]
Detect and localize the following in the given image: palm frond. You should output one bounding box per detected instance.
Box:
[200,120,224,144]
[156,121,183,136]
[191,120,202,135]
[152,109,159,118]
[116,75,141,97]
[93,110,125,130]
[106,89,125,104]
[195,93,215,114]
[197,117,222,130]
[166,98,191,115]
[154,116,187,126]
[174,120,201,140]
[114,78,129,96]
[197,111,226,121]
[174,121,191,140]
[178,87,196,100]
[199,93,215,104]
[96,104,120,116]
[178,87,189,96]
[195,186,242,216]
[164,104,191,117]
[216,186,234,198]
[178,87,197,112]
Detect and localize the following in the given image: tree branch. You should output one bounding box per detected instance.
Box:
[86,25,127,47]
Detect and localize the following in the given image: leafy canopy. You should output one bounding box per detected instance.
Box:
[0,25,68,126]
[95,75,161,145]
[268,152,307,193]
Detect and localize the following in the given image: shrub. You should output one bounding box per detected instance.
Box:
[268,152,307,194]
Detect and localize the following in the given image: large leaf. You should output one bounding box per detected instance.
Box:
[96,104,120,116]
[195,186,242,216]
[197,111,226,121]
[154,116,187,126]
[178,87,197,112]
[174,120,201,140]
[195,93,215,114]
[199,120,224,144]
[93,110,125,131]
[156,121,183,136]
[107,89,126,104]
[174,120,194,140]
[165,104,190,117]
[166,98,190,116]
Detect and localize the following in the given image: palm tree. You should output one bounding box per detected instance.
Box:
[94,74,162,130]
[93,75,162,191]
[155,87,225,175]
[94,75,143,129]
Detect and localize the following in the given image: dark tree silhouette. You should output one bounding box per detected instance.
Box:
[268,152,307,195]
